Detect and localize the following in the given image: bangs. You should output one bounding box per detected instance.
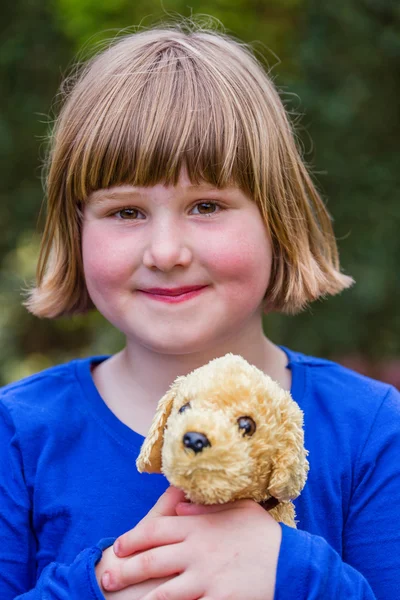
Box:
[59,37,263,204]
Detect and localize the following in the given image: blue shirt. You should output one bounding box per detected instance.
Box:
[0,348,399,599]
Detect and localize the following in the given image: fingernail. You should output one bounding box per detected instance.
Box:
[102,572,114,590]
[113,540,120,555]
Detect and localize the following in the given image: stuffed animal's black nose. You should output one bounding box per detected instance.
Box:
[183,432,211,453]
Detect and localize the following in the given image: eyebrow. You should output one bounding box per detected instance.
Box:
[89,188,141,204]
[88,183,223,204]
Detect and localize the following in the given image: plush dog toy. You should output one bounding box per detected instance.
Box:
[136,354,309,527]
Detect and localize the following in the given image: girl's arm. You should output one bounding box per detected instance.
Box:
[275,385,400,599]
[0,401,106,599]
[0,399,177,600]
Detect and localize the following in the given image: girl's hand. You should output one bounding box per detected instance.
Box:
[96,546,174,599]
[95,487,186,598]
[100,486,282,600]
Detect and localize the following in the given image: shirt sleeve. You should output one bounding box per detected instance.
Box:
[0,400,112,599]
[274,385,400,600]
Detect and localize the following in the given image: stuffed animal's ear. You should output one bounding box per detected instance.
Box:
[267,416,309,502]
[136,384,179,474]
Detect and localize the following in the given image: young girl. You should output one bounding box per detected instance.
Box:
[1,20,399,600]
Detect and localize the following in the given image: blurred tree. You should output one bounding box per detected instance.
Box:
[0,0,96,384]
[0,0,398,386]
[267,0,400,363]
[53,0,303,72]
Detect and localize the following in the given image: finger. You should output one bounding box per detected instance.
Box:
[141,572,203,600]
[175,502,233,516]
[128,576,175,599]
[114,515,186,558]
[115,486,186,557]
[101,576,174,600]
[147,486,187,519]
[175,498,253,516]
[102,543,185,592]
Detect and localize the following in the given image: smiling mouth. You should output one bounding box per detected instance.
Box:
[138,286,208,303]
[140,286,207,296]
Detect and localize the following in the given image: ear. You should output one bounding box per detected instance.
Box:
[136,383,179,474]
[267,416,309,502]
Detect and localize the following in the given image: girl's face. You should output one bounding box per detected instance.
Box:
[82,170,272,354]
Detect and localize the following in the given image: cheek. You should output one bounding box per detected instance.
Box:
[204,227,272,293]
[81,223,132,290]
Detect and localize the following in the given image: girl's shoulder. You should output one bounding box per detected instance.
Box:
[1,357,89,400]
[1,359,79,394]
[283,347,400,471]
[281,345,399,420]
[0,356,106,428]
[0,357,110,501]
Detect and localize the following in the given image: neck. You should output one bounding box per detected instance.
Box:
[92,320,290,436]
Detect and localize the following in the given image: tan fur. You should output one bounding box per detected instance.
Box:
[137,354,309,528]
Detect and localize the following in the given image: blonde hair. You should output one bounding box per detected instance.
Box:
[26,19,353,318]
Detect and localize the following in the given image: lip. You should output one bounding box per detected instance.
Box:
[140,286,207,296]
[137,285,208,303]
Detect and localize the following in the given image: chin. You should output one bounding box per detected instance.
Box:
[138,333,218,356]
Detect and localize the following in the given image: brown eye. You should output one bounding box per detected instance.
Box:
[116,208,143,220]
[237,416,256,437]
[178,402,191,414]
[192,202,220,215]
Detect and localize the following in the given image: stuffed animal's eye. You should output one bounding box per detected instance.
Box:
[178,402,191,414]
[237,416,256,437]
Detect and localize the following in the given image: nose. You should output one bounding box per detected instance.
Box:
[143,218,192,272]
[183,432,211,454]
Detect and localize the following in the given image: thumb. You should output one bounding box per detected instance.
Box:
[146,485,187,519]
[175,498,253,516]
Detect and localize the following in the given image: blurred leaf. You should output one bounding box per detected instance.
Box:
[1,0,399,387]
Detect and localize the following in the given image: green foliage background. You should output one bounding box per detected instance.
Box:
[1,0,399,386]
